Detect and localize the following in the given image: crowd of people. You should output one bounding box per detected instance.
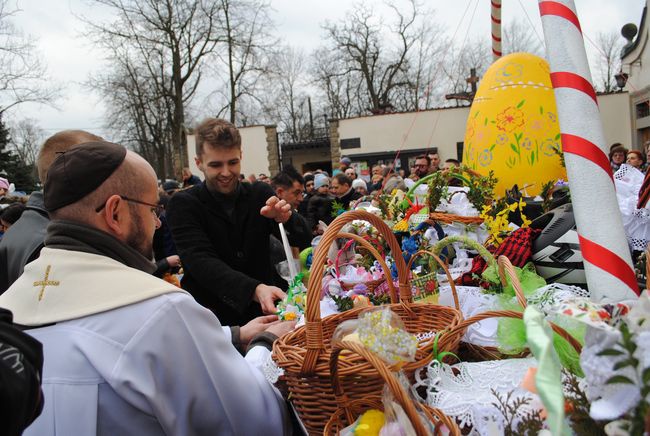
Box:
[609,140,650,173]
[0,116,643,434]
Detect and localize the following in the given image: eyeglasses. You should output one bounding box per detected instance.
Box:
[95,195,164,217]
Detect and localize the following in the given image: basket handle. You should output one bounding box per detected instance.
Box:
[431,234,496,269]
[497,256,527,308]
[336,232,398,303]
[334,239,356,278]
[443,309,582,354]
[329,340,430,435]
[302,211,410,374]
[406,250,460,311]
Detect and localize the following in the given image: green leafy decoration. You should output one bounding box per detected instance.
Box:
[539,106,544,114]
[603,321,650,435]
[331,200,345,218]
[597,348,625,357]
[606,375,635,385]
[516,99,526,108]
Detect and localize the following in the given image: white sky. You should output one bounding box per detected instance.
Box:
[6,0,647,138]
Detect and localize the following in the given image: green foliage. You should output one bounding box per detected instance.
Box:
[599,322,650,436]
[490,388,545,436]
[375,194,391,218]
[331,295,354,312]
[426,171,449,212]
[330,200,345,218]
[540,180,555,213]
[563,369,607,435]
[427,165,497,212]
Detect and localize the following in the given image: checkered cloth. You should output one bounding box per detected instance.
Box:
[458,227,541,286]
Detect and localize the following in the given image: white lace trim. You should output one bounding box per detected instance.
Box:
[526,283,590,315]
[263,354,285,385]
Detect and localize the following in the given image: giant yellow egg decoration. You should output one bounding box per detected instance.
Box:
[463,52,566,198]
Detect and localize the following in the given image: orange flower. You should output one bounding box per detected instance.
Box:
[496,106,526,132]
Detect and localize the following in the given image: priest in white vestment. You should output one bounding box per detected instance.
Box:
[0,141,293,435]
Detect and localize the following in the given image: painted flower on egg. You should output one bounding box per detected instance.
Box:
[478,149,493,167]
[496,106,526,132]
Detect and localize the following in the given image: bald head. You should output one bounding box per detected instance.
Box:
[50,150,157,224]
[37,130,103,184]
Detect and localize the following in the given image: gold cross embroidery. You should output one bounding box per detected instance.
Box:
[33,265,60,301]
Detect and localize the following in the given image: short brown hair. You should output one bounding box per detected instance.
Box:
[628,149,646,163]
[195,118,241,156]
[609,145,628,161]
[37,130,103,183]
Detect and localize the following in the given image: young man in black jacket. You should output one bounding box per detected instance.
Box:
[167,118,311,326]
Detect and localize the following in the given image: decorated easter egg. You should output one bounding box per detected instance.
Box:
[463,53,567,197]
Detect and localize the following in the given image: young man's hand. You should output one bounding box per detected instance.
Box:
[260,196,292,223]
[253,284,286,314]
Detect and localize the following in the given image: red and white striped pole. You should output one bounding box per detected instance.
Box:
[491,0,502,61]
[538,0,639,301]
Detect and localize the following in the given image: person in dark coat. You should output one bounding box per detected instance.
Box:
[306,173,334,233]
[181,167,201,187]
[298,173,314,216]
[270,166,311,251]
[167,118,309,326]
[331,173,362,209]
[0,130,103,294]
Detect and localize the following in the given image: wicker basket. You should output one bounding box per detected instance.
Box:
[324,341,461,436]
[432,236,532,361]
[272,210,464,434]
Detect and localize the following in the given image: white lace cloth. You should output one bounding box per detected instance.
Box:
[614,164,650,250]
[262,354,285,384]
[526,283,590,315]
[438,285,499,346]
[416,358,541,434]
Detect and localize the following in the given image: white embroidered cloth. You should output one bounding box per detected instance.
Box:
[614,164,650,250]
[417,358,540,434]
